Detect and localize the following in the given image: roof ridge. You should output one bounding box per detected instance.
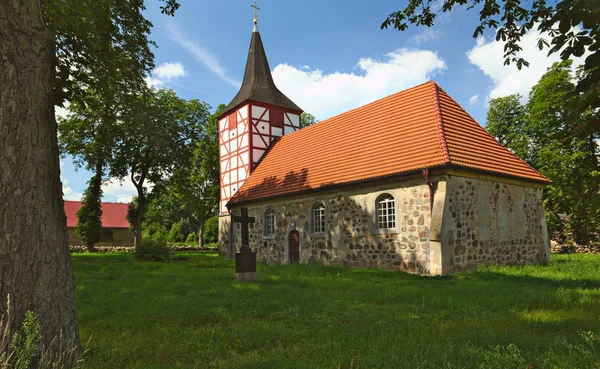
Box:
[435,85,551,182]
[432,83,451,164]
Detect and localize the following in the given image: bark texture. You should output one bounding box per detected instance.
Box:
[0,0,80,350]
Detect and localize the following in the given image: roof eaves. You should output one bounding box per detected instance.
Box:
[432,82,451,165]
[228,164,453,207]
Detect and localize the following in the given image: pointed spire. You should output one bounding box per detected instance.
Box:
[220,12,302,118]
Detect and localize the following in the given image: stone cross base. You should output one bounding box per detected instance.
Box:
[234,272,258,282]
[234,250,258,282]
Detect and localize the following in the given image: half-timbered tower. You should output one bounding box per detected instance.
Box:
[217,17,303,215]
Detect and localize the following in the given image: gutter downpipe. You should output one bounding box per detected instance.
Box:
[423,168,434,274]
[227,207,234,258]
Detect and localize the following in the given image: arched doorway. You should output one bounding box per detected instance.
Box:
[288,230,300,264]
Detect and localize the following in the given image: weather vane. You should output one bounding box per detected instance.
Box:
[251,1,260,25]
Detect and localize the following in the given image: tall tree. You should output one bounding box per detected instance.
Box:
[56,0,159,252]
[486,94,534,165]
[114,89,208,245]
[0,0,80,352]
[1,0,180,354]
[382,0,600,134]
[171,105,222,247]
[486,60,600,244]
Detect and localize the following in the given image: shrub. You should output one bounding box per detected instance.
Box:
[135,239,170,262]
[168,222,183,243]
[185,232,198,245]
[203,216,219,244]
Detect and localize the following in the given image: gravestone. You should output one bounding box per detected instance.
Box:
[233,208,258,282]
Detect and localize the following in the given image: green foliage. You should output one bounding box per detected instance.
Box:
[71,252,600,368]
[381,0,600,133]
[203,216,219,244]
[134,239,170,262]
[179,218,195,240]
[486,61,599,244]
[166,104,223,247]
[10,311,40,369]
[300,112,318,128]
[74,174,103,250]
[184,232,198,245]
[113,89,211,244]
[486,94,533,165]
[168,222,184,243]
[1,308,84,369]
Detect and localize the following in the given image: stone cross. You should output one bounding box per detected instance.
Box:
[233,207,255,253]
[251,1,260,24]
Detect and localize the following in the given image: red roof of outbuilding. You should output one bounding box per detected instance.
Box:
[64,201,130,228]
[229,81,549,205]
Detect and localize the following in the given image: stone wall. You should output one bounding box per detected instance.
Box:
[441,176,549,272]
[220,179,442,274]
[67,227,134,246]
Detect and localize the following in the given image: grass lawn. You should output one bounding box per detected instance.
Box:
[73,252,600,369]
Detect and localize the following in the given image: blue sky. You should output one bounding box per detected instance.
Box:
[59,0,583,203]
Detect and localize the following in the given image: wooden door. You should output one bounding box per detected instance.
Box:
[288,230,299,264]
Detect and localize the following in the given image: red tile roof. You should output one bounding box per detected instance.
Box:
[229,81,549,205]
[64,201,130,228]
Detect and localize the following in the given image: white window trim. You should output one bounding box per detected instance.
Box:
[263,208,276,239]
[309,201,327,237]
[371,192,399,235]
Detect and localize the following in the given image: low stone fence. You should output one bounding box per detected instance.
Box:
[69,245,218,253]
[550,243,600,254]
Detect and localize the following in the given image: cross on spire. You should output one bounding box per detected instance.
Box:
[251,1,260,25]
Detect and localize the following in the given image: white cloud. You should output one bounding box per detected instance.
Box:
[167,24,240,88]
[466,27,587,101]
[271,48,446,119]
[469,94,479,105]
[154,62,187,80]
[145,62,187,87]
[102,177,138,203]
[145,76,165,88]
[63,187,83,201]
[102,176,153,203]
[60,162,82,201]
[410,29,441,45]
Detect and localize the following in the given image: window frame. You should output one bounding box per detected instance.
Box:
[310,201,327,236]
[263,208,276,238]
[372,192,398,234]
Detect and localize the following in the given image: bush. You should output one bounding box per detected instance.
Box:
[168,222,183,243]
[204,216,219,244]
[135,239,170,262]
[185,232,198,245]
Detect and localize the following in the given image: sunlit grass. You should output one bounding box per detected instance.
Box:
[72,252,600,369]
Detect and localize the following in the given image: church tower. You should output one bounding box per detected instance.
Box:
[218,7,303,214]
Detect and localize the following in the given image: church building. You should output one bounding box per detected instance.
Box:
[217,15,550,275]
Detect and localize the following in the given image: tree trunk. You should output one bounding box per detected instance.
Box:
[134,191,146,246]
[0,0,80,352]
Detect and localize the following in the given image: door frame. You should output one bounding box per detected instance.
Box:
[286,229,301,264]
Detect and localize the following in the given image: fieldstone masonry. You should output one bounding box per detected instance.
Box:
[220,180,441,274]
[441,176,549,273]
[219,175,549,275]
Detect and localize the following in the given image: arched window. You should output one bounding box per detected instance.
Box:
[264,208,275,236]
[376,193,396,229]
[312,202,326,233]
